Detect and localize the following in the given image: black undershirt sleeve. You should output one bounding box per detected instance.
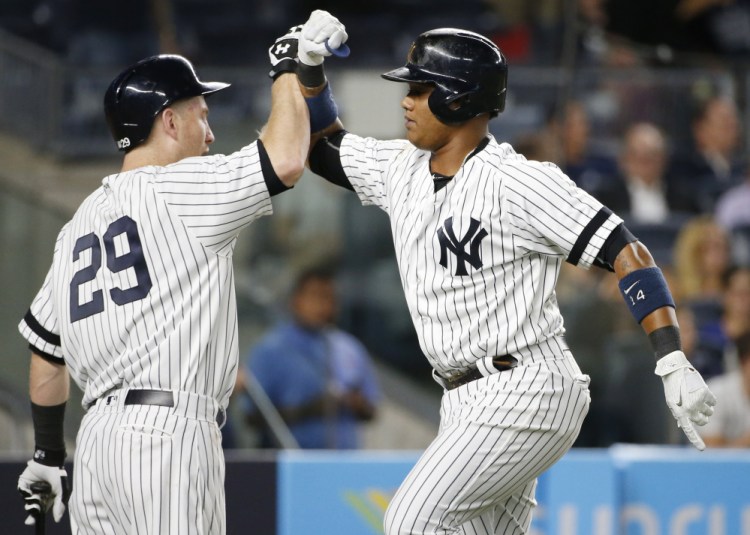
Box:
[257,139,292,197]
[594,223,638,272]
[308,130,354,191]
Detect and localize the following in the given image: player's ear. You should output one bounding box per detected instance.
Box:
[159,107,180,142]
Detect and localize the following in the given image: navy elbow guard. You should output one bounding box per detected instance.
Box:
[618,267,675,323]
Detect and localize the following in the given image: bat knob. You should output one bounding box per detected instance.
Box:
[29,481,52,494]
[325,41,351,58]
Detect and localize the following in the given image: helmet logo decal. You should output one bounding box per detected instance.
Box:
[117,138,131,150]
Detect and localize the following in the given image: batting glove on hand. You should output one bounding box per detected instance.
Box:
[268,24,303,80]
[655,350,717,450]
[298,10,348,66]
[18,459,70,525]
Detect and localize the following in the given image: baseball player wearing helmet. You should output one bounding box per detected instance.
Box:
[16,11,347,534]
[297,25,717,534]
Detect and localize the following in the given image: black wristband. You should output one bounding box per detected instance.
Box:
[298,63,326,88]
[271,59,298,81]
[33,447,66,467]
[31,401,66,454]
[648,325,682,360]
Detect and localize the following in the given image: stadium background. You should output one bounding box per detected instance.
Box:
[0,0,749,533]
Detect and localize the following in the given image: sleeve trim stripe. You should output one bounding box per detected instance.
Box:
[567,207,612,266]
[29,344,65,365]
[24,310,61,346]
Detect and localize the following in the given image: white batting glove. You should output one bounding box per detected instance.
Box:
[655,350,717,450]
[18,460,70,524]
[298,10,348,66]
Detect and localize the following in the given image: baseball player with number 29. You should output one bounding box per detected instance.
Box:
[282,14,718,535]
[16,11,347,535]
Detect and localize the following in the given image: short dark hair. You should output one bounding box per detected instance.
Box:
[291,265,336,296]
[722,265,750,289]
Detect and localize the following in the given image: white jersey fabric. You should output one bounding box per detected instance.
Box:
[339,134,622,377]
[19,143,270,409]
[19,142,270,535]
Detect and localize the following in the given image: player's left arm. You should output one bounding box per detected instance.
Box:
[610,240,717,450]
[264,10,352,190]
[258,72,309,188]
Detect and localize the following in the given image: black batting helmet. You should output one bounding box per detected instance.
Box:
[382,28,508,125]
[104,54,230,152]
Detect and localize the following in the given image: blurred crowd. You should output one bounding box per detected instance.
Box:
[531,83,750,447]
[6,0,750,67]
[2,0,749,450]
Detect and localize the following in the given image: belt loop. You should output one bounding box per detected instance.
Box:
[432,369,449,389]
[476,356,497,377]
[216,406,227,429]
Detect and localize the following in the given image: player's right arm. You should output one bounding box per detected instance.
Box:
[17,253,71,525]
[18,356,71,525]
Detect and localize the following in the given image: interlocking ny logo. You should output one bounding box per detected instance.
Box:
[437,216,488,276]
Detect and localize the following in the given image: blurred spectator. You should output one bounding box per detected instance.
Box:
[698,265,750,374]
[593,122,672,223]
[678,304,724,379]
[603,0,723,58]
[576,0,647,67]
[603,0,671,51]
[675,0,750,60]
[699,330,750,448]
[534,101,619,190]
[672,215,732,304]
[560,267,641,447]
[241,266,380,449]
[667,96,745,214]
[65,0,160,66]
[715,171,750,230]
[481,0,564,64]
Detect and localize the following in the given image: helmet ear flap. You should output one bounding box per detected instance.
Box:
[428,86,478,125]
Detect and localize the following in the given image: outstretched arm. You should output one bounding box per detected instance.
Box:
[612,241,716,450]
[258,73,309,188]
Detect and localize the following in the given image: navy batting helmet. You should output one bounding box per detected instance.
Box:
[104,54,230,152]
[382,28,508,125]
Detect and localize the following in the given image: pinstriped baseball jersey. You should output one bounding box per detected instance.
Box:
[18,142,270,410]
[338,134,622,377]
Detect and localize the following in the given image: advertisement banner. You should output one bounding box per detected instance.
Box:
[278,451,419,535]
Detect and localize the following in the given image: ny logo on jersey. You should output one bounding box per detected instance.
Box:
[437,216,488,276]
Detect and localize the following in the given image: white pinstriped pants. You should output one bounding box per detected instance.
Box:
[69,389,226,535]
[384,356,591,535]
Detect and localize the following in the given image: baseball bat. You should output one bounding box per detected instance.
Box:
[29,481,51,535]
